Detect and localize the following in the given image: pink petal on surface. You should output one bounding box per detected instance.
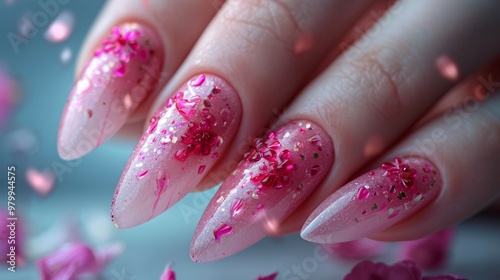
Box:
[322,238,386,260]
[36,242,121,280]
[344,260,422,280]
[44,10,75,43]
[256,272,278,280]
[37,243,97,280]
[0,65,16,129]
[397,228,455,271]
[423,275,468,280]
[26,168,56,196]
[160,262,176,280]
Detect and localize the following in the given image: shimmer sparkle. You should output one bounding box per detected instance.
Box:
[111,74,241,228]
[191,121,334,262]
[301,157,442,244]
[58,22,164,160]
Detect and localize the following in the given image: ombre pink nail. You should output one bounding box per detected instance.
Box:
[58,22,164,160]
[301,157,442,244]
[111,74,241,228]
[190,121,334,262]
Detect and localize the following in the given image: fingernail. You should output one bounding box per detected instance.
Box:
[111,74,241,228]
[58,22,164,160]
[190,121,334,262]
[301,157,442,243]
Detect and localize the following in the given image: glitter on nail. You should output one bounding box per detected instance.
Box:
[136,170,148,179]
[414,193,423,202]
[310,165,321,176]
[213,223,232,243]
[86,109,93,118]
[190,74,206,87]
[198,165,206,175]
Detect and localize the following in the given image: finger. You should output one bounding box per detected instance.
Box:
[111,0,382,229]
[57,0,218,160]
[277,0,500,234]
[190,0,500,261]
[301,91,500,243]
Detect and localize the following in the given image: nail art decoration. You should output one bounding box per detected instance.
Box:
[190,121,333,262]
[58,22,164,160]
[111,74,241,228]
[301,157,441,244]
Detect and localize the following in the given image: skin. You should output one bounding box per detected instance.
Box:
[67,0,500,242]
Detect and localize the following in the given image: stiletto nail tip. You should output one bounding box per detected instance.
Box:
[58,22,164,158]
[112,74,241,227]
[301,157,441,244]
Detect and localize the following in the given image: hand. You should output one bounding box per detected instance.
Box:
[57,0,500,263]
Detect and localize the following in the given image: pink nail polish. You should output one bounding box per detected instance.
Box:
[58,22,164,160]
[190,121,334,262]
[111,74,241,228]
[301,157,442,243]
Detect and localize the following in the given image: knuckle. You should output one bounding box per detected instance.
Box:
[340,41,417,121]
[220,0,305,52]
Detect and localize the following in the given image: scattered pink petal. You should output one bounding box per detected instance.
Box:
[60,47,72,66]
[26,168,56,196]
[397,228,455,271]
[344,260,465,280]
[1,208,24,265]
[344,260,422,280]
[37,243,96,280]
[44,11,74,43]
[435,55,459,81]
[0,65,17,129]
[160,262,176,280]
[422,275,468,280]
[323,238,385,260]
[256,272,278,280]
[36,242,121,280]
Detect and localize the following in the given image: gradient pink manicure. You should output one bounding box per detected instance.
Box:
[301,157,442,244]
[58,22,164,160]
[190,121,333,262]
[111,74,241,228]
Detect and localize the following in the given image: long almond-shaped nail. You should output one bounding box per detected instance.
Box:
[301,157,442,244]
[190,121,333,262]
[111,74,241,228]
[58,22,164,160]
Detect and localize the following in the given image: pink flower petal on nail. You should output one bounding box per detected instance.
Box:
[160,262,176,280]
[213,223,232,243]
[26,168,56,196]
[344,260,422,280]
[397,228,455,271]
[44,11,74,43]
